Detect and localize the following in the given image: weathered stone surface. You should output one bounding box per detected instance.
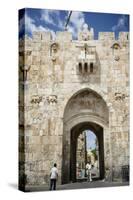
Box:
[19,24,129,188]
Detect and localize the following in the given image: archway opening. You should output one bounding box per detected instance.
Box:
[62,88,109,184]
[70,122,104,183]
[76,130,100,181]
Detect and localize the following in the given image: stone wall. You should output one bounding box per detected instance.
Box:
[19,27,129,189]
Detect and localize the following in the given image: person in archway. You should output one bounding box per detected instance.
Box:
[49,163,58,190]
[86,161,92,182]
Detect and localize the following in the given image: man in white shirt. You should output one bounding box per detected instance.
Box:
[86,162,92,182]
[50,163,58,190]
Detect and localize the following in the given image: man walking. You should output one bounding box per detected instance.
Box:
[50,163,58,190]
[86,161,92,182]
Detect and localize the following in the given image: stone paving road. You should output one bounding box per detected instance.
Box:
[25,181,129,192]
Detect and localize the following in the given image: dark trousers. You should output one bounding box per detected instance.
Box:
[50,179,57,190]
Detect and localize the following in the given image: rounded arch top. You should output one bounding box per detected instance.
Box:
[71,121,103,137]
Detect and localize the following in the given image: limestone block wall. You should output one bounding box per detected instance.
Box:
[19,30,129,188]
[106,32,129,179]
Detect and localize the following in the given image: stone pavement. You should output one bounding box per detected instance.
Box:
[25,181,129,192]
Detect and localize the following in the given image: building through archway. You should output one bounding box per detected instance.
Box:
[62,89,109,184]
[76,130,100,181]
[70,123,104,182]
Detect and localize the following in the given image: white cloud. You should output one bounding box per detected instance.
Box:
[19,13,39,33]
[112,15,127,31]
[67,25,77,38]
[41,10,54,25]
[19,15,25,33]
[86,130,96,150]
[67,11,86,38]
[19,13,56,39]
[25,14,37,33]
[40,10,87,38]
[70,11,85,30]
[19,10,87,40]
[41,9,63,29]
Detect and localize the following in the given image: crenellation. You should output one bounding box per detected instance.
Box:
[98,32,115,40]
[118,32,129,41]
[32,31,42,41]
[41,32,52,42]
[56,31,72,42]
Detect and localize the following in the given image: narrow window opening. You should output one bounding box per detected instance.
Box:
[90,63,93,73]
[79,63,82,73]
[84,63,88,73]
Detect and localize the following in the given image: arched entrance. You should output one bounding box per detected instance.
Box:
[70,122,104,182]
[62,89,109,184]
[76,130,100,180]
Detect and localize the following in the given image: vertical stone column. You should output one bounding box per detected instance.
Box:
[62,128,71,184]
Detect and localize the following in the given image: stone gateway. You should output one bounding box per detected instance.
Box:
[19,22,129,191]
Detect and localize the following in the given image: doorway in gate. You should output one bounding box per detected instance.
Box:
[62,88,109,184]
[70,122,104,182]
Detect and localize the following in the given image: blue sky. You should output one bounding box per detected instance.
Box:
[19,8,129,39]
[86,130,96,150]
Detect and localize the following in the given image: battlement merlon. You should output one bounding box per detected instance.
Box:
[56,31,72,42]
[98,32,129,41]
[118,32,129,41]
[28,30,129,43]
[98,32,115,40]
[32,31,72,42]
[32,31,52,42]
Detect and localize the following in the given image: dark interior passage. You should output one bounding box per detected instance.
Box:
[70,122,104,182]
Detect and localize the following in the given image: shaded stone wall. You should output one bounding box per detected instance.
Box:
[19,28,129,188]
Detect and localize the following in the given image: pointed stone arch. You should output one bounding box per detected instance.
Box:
[62,88,111,184]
